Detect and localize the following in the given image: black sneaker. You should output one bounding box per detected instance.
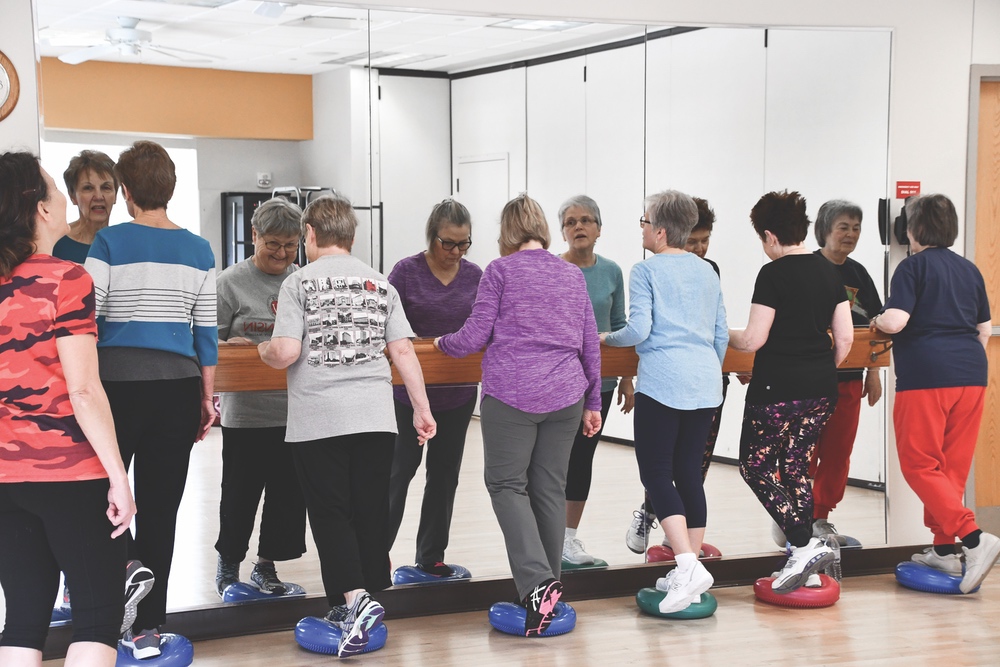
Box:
[122,627,161,660]
[121,560,155,635]
[250,561,287,595]
[416,562,454,577]
[215,555,240,598]
[522,579,562,637]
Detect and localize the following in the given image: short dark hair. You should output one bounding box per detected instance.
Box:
[63,150,118,198]
[750,190,810,246]
[814,199,863,247]
[0,152,48,278]
[115,141,176,210]
[906,194,958,248]
[425,199,472,249]
[692,197,715,233]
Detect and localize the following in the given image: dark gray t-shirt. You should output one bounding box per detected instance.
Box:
[217,258,296,428]
[272,253,414,442]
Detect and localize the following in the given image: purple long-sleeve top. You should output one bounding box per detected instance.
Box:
[437,248,602,414]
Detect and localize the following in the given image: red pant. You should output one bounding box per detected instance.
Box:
[810,379,863,519]
[894,386,984,545]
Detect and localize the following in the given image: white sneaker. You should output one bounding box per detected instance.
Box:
[961,532,1000,594]
[771,538,835,594]
[626,508,657,555]
[655,569,677,592]
[771,570,822,588]
[813,518,861,548]
[657,561,713,614]
[911,547,962,577]
[562,536,596,566]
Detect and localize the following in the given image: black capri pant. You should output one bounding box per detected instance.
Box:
[565,390,615,502]
[0,479,127,651]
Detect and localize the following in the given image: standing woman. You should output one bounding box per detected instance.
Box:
[603,190,727,614]
[53,150,118,264]
[214,197,307,596]
[387,199,482,577]
[557,195,633,567]
[85,141,218,659]
[0,152,136,667]
[436,194,602,636]
[728,191,853,594]
[873,194,1000,592]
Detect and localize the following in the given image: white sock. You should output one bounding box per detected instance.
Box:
[565,527,577,539]
[675,552,698,573]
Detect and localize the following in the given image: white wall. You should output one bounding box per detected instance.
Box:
[0,0,40,153]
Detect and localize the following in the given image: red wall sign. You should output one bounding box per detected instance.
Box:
[896,181,921,198]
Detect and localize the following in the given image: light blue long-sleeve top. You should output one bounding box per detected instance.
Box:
[604,252,727,410]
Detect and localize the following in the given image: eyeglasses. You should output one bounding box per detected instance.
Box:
[562,216,598,229]
[437,237,472,251]
[639,217,652,227]
[263,240,300,253]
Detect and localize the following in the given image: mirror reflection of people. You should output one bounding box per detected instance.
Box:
[872,194,1000,592]
[602,191,727,614]
[556,195,633,567]
[808,200,883,547]
[0,152,138,667]
[84,141,218,659]
[728,190,853,594]
[435,194,602,636]
[386,200,482,577]
[214,198,307,597]
[259,195,436,657]
[52,150,118,264]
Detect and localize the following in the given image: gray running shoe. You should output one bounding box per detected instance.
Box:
[626,508,657,554]
[812,518,862,548]
[215,554,240,598]
[121,560,154,635]
[911,547,962,577]
[250,561,287,595]
[122,627,161,660]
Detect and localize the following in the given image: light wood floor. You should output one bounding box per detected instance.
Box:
[41,573,1000,666]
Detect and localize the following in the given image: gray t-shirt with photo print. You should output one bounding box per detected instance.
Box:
[271,253,414,442]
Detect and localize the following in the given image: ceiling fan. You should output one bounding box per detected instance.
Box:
[57,17,217,66]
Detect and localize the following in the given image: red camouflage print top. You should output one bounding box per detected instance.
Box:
[0,255,106,482]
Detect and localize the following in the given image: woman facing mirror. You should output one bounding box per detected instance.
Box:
[52,150,118,264]
[557,195,633,568]
[387,199,482,577]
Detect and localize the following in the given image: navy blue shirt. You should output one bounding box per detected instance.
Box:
[882,247,990,391]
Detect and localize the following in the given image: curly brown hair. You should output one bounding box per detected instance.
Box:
[0,152,48,278]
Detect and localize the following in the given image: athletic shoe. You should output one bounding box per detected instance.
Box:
[771,570,822,588]
[813,518,861,548]
[215,555,240,598]
[771,538,835,593]
[522,579,562,637]
[961,532,1000,594]
[417,562,454,577]
[911,547,962,577]
[324,604,350,629]
[562,536,596,566]
[122,628,161,660]
[250,561,287,595]
[657,561,713,614]
[338,592,385,657]
[121,560,155,635]
[626,508,657,554]
[655,568,677,592]
[771,521,788,549]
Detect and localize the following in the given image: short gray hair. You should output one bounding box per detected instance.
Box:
[302,194,357,250]
[557,195,602,227]
[252,197,303,238]
[425,199,472,249]
[814,199,863,247]
[644,190,698,249]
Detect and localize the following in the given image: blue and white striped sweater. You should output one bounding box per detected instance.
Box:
[85,222,219,366]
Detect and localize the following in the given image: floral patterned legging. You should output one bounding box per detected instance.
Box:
[739,397,835,547]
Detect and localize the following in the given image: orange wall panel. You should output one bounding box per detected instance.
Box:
[39,58,312,140]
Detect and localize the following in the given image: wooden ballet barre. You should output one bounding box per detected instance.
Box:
[214,327,890,393]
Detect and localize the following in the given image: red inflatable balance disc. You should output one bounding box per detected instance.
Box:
[753,574,840,608]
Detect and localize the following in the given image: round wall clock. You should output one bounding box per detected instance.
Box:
[0,50,21,122]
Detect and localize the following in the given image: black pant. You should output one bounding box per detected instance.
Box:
[292,432,394,607]
[215,426,307,563]
[0,480,127,650]
[565,390,615,502]
[104,377,200,631]
[387,397,476,564]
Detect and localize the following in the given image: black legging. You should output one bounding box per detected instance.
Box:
[565,390,615,501]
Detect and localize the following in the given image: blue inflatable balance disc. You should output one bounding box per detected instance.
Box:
[488,601,576,637]
[895,561,976,595]
[635,588,717,619]
[391,564,472,585]
[221,581,306,603]
[295,615,388,655]
[116,634,193,667]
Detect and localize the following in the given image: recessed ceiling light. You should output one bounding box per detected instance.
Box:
[489,19,588,31]
[282,16,365,31]
[371,53,443,67]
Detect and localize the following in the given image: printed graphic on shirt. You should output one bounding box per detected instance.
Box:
[239,294,280,339]
[845,285,869,319]
[302,275,389,367]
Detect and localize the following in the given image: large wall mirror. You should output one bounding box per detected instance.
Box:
[27,0,890,619]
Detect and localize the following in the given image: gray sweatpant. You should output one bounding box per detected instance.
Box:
[480,395,584,600]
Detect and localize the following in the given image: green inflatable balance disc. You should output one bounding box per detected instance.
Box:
[561,558,609,571]
[635,587,718,619]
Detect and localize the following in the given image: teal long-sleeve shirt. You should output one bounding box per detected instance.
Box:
[579,255,627,393]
